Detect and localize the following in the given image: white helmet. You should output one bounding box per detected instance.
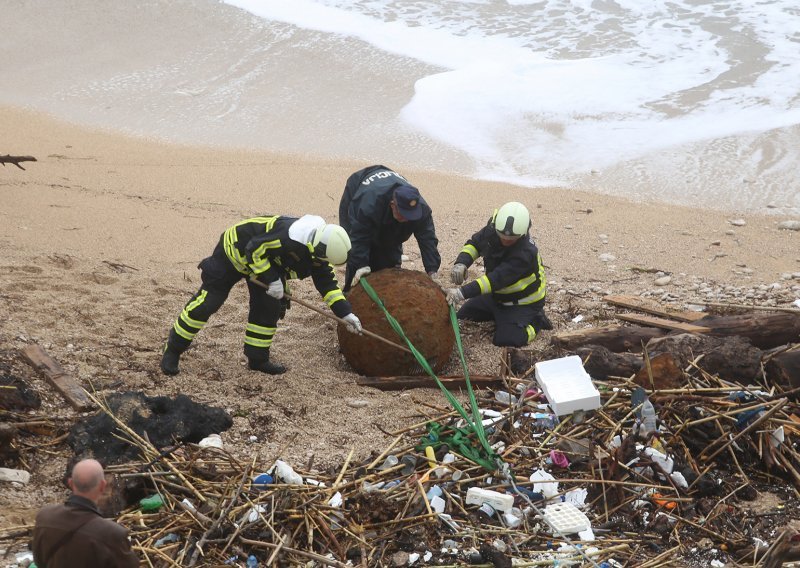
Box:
[494,202,530,237]
[311,224,351,265]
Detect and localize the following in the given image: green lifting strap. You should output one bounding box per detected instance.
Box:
[358,278,498,471]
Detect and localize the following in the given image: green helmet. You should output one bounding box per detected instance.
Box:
[494,201,530,237]
[311,224,351,265]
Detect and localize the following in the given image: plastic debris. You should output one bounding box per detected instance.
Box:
[155,533,179,547]
[198,433,223,449]
[530,469,559,500]
[465,487,514,513]
[542,502,591,534]
[272,460,303,485]
[535,355,601,416]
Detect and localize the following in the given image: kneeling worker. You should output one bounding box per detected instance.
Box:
[445,202,551,347]
[160,215,362,376]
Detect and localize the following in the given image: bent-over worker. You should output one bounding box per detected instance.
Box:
[338,164,441,291]
[160,215,362,375]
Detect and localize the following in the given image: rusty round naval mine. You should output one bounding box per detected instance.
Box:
[337,268,454,377]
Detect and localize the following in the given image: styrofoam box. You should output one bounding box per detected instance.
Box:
[542,502,591,534]
[465,487,514,513]
[535,355,600,416]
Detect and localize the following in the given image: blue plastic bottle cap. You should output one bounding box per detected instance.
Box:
[252,474,273,489]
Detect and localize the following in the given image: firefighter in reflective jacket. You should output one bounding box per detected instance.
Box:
[339,165,441,291]
[445,202,551,347]
[160,215,361,376]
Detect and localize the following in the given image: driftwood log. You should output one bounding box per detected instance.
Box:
[694,311,800,349]
[578,334,763,384]
[0,155,37,170]
[21,344,93,411]
[552,324,666,352]
[647,334,763,381]
[555,312,800,352]
[577,345,643,379]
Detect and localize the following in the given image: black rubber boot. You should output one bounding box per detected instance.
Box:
[248,359,287,375]
[247,349,287,375]
[160,344,182,376]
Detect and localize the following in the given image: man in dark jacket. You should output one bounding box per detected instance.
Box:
[339,165,441,291]
[160,214,362,376]
[445,202,551,347]
[33,459,139,568]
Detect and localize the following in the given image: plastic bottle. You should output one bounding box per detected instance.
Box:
[378,455,399,470]
[273,460,303,485]
[400,454,417,476]
[140,494,164,512]
[246,554,258,568]
[640,400,657,436]
[495,390,518,405]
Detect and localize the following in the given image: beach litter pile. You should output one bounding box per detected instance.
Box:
[2,298,800,567]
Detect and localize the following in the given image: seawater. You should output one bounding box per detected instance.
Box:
[224,0,800,214]
[2,0,798,213]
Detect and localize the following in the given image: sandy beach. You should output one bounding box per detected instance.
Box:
[2,1,800,563]
[2,104,798,524]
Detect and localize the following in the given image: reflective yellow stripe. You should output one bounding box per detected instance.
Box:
[244,337,273,348]
[514,287,547,305]
[173,321,196,341]
[476,275,491,294]
[496,253,547,304]
[174,291,209,338]
[183,290,208,320]
[461,244,478,260]
[324,289,345,306]
[178,312,205,329]
[224,226,249,274]
[224,217,279,274]
[526,325,537,343]
[246,323,276,335]
[496,271,539,294]
[251,239,281,274]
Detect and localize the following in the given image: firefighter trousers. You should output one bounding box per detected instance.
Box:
[166,248,284,362]
[456,295,549,347]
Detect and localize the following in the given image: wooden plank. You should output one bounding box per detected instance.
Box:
[21,344,93,411]
[551,325,666,352]
[604,294,706,322]
[356,375,503,391]
[615,313,710,333]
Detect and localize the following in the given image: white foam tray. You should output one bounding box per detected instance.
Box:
[535,355,601,416]
[542,502,591,534]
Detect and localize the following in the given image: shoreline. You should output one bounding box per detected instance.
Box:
[2,104,797,286]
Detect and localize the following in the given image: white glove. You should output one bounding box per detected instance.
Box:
[427,271,438,281]
[445,287,464,307]
[342,313,363,334]
[451,263,467,285]
[266,280,284,300]
[352,266,371,286]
